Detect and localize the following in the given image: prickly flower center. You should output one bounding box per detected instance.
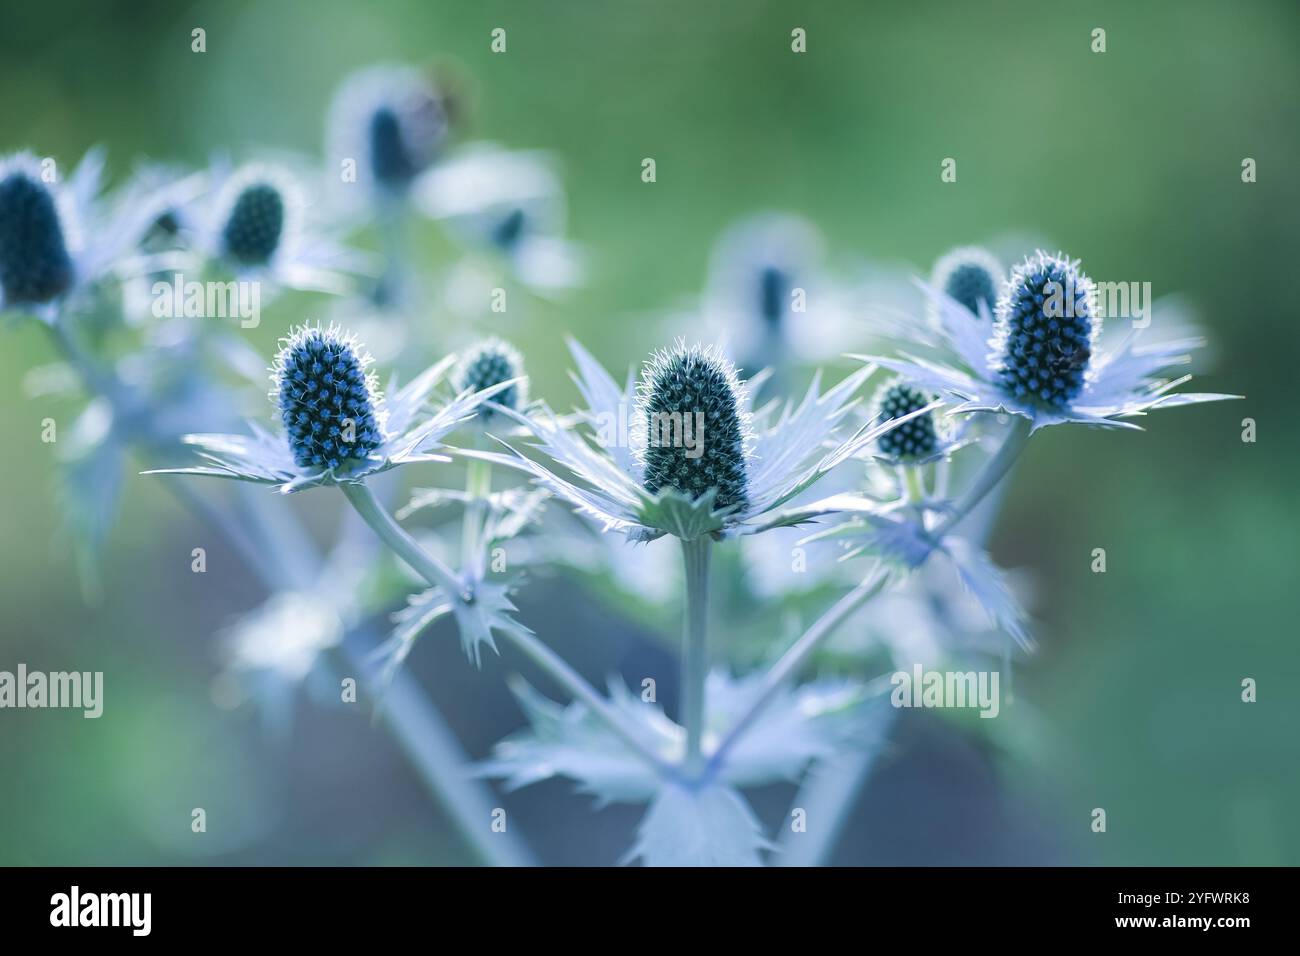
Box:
[0,171,74,305]
[995,255,1094,408]
[222,183,284,265]
[641,348,748,512]
[456,339,524,420]
[943,262,997,317]
[876,383,937,460]
[275,328,382,471]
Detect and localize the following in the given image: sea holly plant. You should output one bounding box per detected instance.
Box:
[428,338,942,860]
[4,63,1240,864]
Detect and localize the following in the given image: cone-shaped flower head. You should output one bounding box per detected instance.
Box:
[875,382,938,460]
[637,344,750,513]
[490,207,527,252]
[221,181,285,266]
[993,252,1096,409]
[0,166,74,305]
[455,337,526,421]
[272,325,384,471]
[933,246,1001,318]
[330,65,448,195]
[758,265,790,329]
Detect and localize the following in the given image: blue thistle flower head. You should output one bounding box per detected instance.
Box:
[221,180,285,266]
[455,337,527,420]
[757,264,790,329]
[874,382,938,460]
[330,65,448,195]
[0,162,75,306]
[932,246,1001,318]
[271,325,385,472]
[636,343,751,513]
[992,252,1097,409]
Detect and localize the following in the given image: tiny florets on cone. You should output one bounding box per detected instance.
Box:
[272,326,384,471]
[932,246,1001,318]
[637,344,750,512]
[875,382,938,460]
[455,338,526,420]
[994,252,1096,408]
[222,182,285,265]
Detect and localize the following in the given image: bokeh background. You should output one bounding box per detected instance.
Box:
[1,0,1297,866]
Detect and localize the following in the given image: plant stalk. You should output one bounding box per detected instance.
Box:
[707,566,889,777]
[341,481,672,777]
[680,535,713,773]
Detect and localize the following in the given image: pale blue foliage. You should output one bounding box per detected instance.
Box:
[624,783,771,867]
[482,671,884,801]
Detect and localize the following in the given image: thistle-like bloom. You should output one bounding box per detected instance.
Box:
[873,382,939,461]
[931,246,1002,319]
[695,213,861,365]
[0,151,131,322]
[191,162,358,296]
[468,339,936,542]
[327,64,448,198]
[274,326,384,470]
[413,143,582,291]
[147,324,519,493]
[871,250,1237,430]
[455,337,528,423]
[637,345,751,513]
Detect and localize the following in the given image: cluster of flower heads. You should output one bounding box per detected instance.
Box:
[0,54,1242,869]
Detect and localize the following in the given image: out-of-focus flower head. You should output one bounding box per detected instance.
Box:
[413,142,582,292]
[0,150,134,324]
[191,160,361,297]
[930,245,1002,321]
[327,63,449,200]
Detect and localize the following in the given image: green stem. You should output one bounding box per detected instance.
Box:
[342,481,466,599]
[342,480,672,777]
[930,414,1032,540]
[706,567,890,778]
[462,456,492,575]
[680,535,713,772]
[45,318,533,866]
[902,465,926,504]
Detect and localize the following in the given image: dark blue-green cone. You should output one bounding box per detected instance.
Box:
[757,265,789,329]
[369,107,419,190]
[876,383,937,459]
[0,171,74,305]
[275,328,382,471]
[456,339,525,420]
[943,262,997,317]
[490,208,527,252]
[640,348,749,512]
[995,254,1094,408]
[222,183,284,266]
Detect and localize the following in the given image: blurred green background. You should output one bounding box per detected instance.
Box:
[1,0,1296,865]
